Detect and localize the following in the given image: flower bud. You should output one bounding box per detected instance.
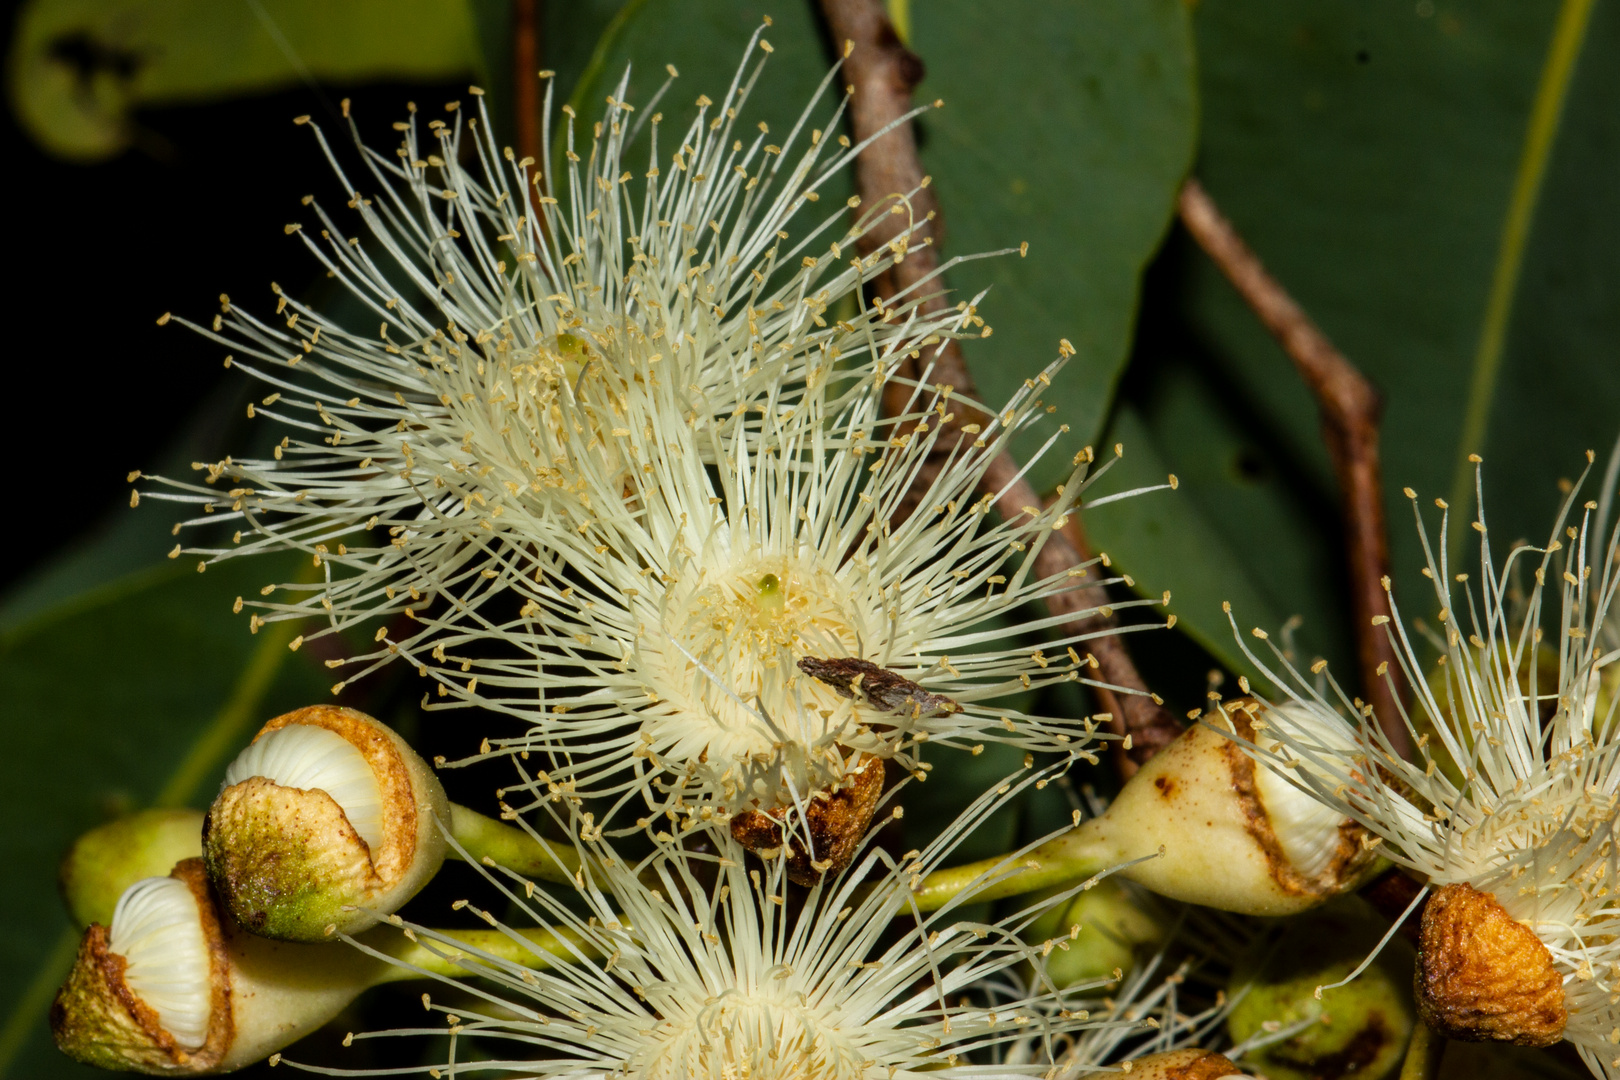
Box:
[51,858,380,1074]
[60,808,205,928]
[1227,902,1415,1080]
[1023,877,1167,987]
[1077,699,1376,916]
[1121,1048,1249,1080]
[203,705,449,941]
[1414,882,1566,1046]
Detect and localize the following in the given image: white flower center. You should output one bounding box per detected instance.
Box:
[638,554,872,806]
[108,877,212,1051]
[225,724,384,851]
[638,993,857,1080]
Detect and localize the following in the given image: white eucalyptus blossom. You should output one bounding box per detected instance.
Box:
[334,764,1163,1079]
[1228,453,1620,1076]
[406,352,1168,834]
[135,28,990,680]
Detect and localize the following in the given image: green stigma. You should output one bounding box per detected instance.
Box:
[555,333,590,384]
[756,573,786,615]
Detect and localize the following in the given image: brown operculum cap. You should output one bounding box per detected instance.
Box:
[729,753,885,886]
[51,859,233,1074]
[1415,881,1566,1046]
[1122,1048,1246,1080]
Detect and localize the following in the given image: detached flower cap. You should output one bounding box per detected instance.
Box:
[204,705,449,942]
[1228,452,1620,1075]
[52,858,379,1074]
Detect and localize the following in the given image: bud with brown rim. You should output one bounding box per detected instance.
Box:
[1415,882,1566,1047]
[729,752,885,885]
[1081,699,1378,915]
[51,858,382,1074]
[203,705,449,942]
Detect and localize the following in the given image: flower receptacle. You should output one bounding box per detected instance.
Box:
[1081,700,1376,916]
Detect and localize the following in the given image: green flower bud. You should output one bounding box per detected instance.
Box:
[1227,902,1416,1080]
[1024,877,1167,987]
[203,705,449,942]
[51,858,383,1074]
[60,808,205,928]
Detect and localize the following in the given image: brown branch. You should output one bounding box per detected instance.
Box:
[819,0,1183,770]
[512,0,542,171]
[1177,179,1408,759]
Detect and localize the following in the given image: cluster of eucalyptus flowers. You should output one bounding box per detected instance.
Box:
[46,23,1532,1080]
[130,25,1179,868]
[1223,444,1620,1079]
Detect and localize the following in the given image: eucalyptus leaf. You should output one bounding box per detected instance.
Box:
[1117,0,1618,678]
[1085,405,1282,688]
[0,552,328,1079]
[9,0,483,160]
[912,0,1197,483]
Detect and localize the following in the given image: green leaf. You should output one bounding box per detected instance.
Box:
[1086,406,1283,687]
[8,0,483,161]
[0,552,328,1079]
[912,0,1197,483]
[1119,0,1618,675]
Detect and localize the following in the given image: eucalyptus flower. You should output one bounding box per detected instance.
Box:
[134,28,988,688]
[330,764,1163,1079]
[1228,454,1619,1075]
[428,352,1168,854]
[204,705,450,942]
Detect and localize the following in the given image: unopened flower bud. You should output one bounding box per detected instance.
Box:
[203,705,449,941]
[1121,1048,1249,1080]
[51,858,379,1074]
[1414,882,1566,1046]
[60,808,205,928]
[1227,903,1415,1080]
[1079,699,1377,915]
[1023,877,1166,987]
